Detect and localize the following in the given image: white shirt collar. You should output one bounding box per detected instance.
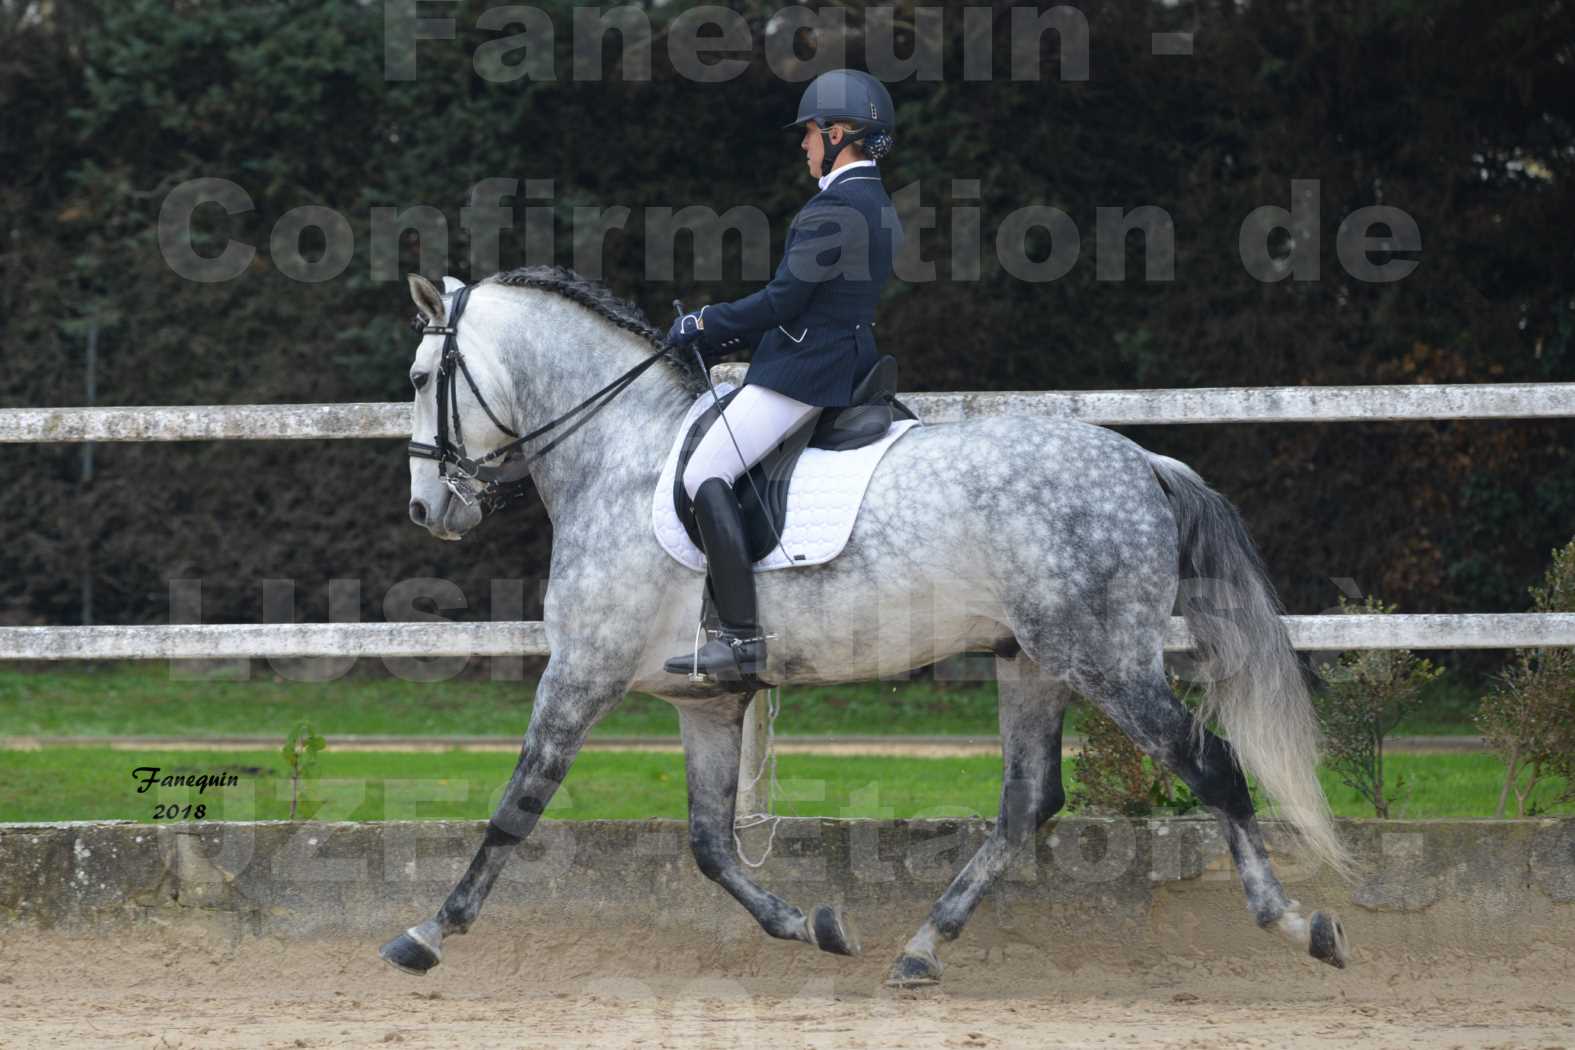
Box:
[818,159,878,192]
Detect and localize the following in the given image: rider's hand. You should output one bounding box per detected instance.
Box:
[666,311,705,348]
[699,337,751,370]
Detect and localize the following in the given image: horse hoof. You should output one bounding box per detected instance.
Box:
[1308,911,1348,969]
[379,920,443,976]
[885,950,943,988]
[811,904,861,957]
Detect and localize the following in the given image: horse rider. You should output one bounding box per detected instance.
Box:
[664,68,903,683]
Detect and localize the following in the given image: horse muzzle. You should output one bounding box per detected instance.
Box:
[409,490,481,540]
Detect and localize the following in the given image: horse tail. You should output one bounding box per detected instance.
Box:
[1144,452,1351,880]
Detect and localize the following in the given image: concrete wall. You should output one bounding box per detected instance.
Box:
[2,818,1572,968]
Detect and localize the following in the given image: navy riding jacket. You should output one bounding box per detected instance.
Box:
[698,165,903,408]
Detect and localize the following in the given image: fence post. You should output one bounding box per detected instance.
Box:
[80,318,97,626]
[736,692,770,816]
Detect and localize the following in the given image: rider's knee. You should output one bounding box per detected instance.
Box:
[682,461,733,503]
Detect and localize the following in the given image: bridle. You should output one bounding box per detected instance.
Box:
[406,282,675,516]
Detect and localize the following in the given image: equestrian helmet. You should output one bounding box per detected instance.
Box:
[785,68,895,136]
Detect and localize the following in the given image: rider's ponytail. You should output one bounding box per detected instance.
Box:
[863,130,895,160]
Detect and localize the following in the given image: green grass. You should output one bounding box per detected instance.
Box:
[0,663,1485,740]
[1316,752,1570,818]
[0,748,1565,824]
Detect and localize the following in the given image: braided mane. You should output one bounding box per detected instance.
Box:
[483,265,706,395]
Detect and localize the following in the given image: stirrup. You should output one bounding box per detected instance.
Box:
[664,624,773,684]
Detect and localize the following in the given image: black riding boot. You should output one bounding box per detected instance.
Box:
[664,477,766,683]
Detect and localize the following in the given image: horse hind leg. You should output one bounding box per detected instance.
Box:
[888,652,1072,988]
[677,696,860,957]
[1078,668,1349,968]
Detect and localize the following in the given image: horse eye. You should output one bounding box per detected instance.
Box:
[411,371,429,391]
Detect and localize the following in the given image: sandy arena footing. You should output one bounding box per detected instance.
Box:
[3,817,1572,1048]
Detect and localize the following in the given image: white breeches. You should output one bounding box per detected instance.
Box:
[682,385,822,501]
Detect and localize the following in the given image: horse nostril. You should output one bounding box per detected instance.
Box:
[411,371,429,391]
[409,499,429,526]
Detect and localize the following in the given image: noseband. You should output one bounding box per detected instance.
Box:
[406,282,677,516]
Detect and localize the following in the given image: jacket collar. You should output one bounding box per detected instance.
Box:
[818,159,878,192]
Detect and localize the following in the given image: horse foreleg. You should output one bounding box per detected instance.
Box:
[889,654,1071,987]
[677,697,861,956]
[379,664,624,974]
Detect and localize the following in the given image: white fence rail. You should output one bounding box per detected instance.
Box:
[5,380,1575,442]
[2,614,1574,662]
[0,622,550,661]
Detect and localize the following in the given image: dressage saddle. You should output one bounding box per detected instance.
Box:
[673,355,918,563]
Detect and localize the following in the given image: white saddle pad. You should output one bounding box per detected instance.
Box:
[652,383,921,572]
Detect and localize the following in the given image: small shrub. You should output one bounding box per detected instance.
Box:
[1313,594,1443,818]
[1069,674,1202,817]
[1477,538,1575,817]
[281,721,326,819]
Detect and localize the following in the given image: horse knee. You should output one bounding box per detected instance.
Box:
[690,825,731,882]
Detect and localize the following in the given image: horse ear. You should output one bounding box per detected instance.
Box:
[408,274,445,324]
[441,276,466,293]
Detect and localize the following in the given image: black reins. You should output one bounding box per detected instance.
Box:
[406,282,674,515]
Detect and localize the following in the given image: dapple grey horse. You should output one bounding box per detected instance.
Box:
[382,266,1351,987]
